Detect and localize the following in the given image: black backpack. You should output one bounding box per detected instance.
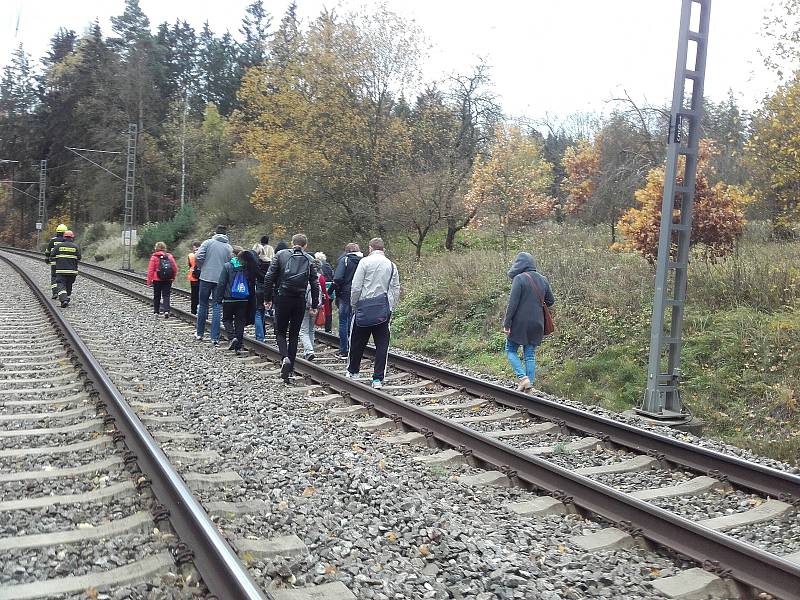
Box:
[280,251,310,294]
[157,254,175,280]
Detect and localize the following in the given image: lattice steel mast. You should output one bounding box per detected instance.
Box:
[638,0,711,421]
[122,124,137,272]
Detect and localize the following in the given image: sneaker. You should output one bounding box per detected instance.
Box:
[516,376,533,391]
[345,371,360,380]
[227,338,238,350]
[163,313,171,319]
[280,357,292,380]
[235,349,242,356]
[336,351,348,360]
[212,340,220,348]
[194,334,203,341]
[371,379,383,389]
[305,352,315,361]
[60,300,68,308]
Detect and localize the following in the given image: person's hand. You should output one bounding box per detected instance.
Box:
[265,301,272,311]
[309,308,318,316]
[503,327,511,336]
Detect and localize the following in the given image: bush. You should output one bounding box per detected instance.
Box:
[202,160,263,225]
[136,204,197,257]
[83,222,108,245]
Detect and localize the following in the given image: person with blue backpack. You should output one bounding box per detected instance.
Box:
[214,246,256,355]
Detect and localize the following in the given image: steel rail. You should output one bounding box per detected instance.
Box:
[4,245,798,501]
[0,253,270,600]
[13,250,800,599]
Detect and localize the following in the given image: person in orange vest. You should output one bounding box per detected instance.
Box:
[187,241,200,315]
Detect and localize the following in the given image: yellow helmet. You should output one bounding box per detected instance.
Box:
[56,223,68,233]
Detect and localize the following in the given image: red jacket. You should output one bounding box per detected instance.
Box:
[147,251,179,285]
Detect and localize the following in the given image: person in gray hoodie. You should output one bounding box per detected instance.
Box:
[503,252,555,391]
[195,225,233,345]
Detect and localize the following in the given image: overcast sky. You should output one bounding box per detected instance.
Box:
[1,0,780,120]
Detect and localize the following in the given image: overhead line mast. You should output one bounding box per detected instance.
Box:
[638,0,711,424]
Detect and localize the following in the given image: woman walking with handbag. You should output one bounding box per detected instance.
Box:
[503,252,555,391]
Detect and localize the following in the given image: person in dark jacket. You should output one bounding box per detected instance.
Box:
[332,243,363,358]
[265,234,320,383]
[503,252,554,391]
[54,230,81,308]
[274,240,289,253]
[45,224,68,299]
[214,247,255,355]
[251,241,273,341]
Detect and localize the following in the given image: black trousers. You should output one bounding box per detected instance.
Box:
[273,294,306,365]
[152,281,172,314]
[324,304,332,332]
[55,274,76,300]
[190,282,199,315]
[347,319,391,381]
[222,301,248,349]
[50,265,58,297]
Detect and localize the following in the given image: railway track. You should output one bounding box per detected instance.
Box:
[4,246,800,600]
[0,253,357,599]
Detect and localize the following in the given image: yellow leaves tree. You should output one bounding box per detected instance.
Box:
[617,140,751,262]
[232,7,420,237]
[562,138,600,214]
[746,74,800,237]
[465,125,556,254]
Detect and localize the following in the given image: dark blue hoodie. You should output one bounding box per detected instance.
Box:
[503,252,555,346]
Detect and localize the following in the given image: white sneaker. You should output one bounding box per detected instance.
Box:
[345,371,360,380]
[371,379,383,389]
[194,334,203,341]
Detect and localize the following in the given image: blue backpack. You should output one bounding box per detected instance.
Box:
[230,269,250,299]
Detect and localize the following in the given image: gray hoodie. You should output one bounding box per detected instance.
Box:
[503,252,555,346]
[195,234,233,284]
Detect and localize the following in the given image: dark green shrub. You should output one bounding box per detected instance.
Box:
[136,204,197,257]
[83,222,108,245]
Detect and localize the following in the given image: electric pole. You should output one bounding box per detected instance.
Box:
[36,160,47,250]
[122,124,138,272]
[638,0,711,424]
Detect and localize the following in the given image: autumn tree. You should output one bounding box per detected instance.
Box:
[617,140,751,262]
[746,74,800,236]
[465,125,556,255]
[233,6,421,240]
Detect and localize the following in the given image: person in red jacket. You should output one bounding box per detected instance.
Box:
[146,241,179,318]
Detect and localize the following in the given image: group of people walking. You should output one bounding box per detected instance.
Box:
[44,223,555,392]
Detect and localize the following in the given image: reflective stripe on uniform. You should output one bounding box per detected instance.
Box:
[57,246,77,252]
[55,254,77,259]
[55,270,78,274]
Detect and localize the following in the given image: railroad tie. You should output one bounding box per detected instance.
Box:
[649,567,742,600]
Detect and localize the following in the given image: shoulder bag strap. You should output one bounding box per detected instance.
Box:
[523,272,545,306]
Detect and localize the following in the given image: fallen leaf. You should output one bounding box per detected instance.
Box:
[324,564,337,574]
[650,568,662,578]
[85,588,98,600]
[386,532,398,542]
[419,544,430,556]
[302,486,315,497]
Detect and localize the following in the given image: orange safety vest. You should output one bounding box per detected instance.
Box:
[188,252,199,283]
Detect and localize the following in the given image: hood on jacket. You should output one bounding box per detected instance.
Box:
[507,252,537,279]
[212,233,229,244]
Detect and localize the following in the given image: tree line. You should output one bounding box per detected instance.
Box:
[1,0,799,260]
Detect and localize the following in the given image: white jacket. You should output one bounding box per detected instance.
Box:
[350,250,400,311]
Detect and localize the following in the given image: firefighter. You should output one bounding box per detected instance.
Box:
[54,230,81,308]
[45,224,68,299]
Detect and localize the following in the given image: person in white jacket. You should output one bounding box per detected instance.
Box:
[346,237,401,388]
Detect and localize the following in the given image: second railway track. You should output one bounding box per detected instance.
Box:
[4,246,800,599]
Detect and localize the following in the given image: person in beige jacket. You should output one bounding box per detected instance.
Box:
[346,237,401,388]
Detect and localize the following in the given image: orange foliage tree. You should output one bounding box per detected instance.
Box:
[616,140,751,262]
[562,138,600,214]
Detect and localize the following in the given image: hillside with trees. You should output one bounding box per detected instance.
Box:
[1,0,799,461]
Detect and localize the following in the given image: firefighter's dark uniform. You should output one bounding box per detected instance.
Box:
[54,240,81,307]
[44,234,65,299]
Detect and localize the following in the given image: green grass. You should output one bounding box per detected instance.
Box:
[392,223,800,465]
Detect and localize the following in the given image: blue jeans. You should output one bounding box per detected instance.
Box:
[254,308,266,342]
[338,301,352,354]
[506,339,536,381]
[196,280,221,341]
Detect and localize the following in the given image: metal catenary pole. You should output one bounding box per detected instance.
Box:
[122,124,138,272]
[638,0,711,422]
[36,159,47,250]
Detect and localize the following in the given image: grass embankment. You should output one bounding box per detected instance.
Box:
[391,225,800,465]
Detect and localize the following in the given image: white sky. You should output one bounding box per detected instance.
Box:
[1,0,780,120]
